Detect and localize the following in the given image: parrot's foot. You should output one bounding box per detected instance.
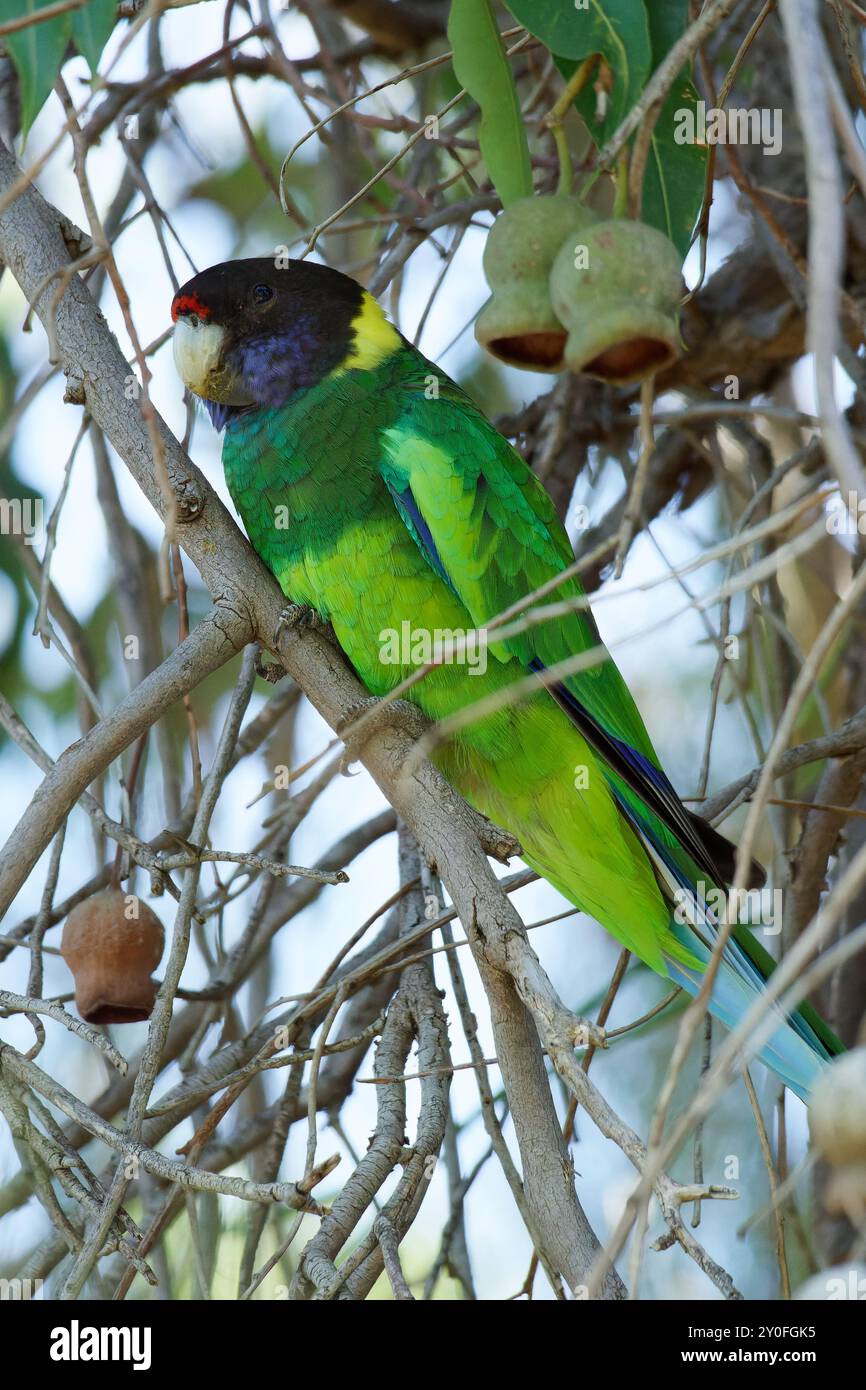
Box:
[336,696,430,775]
[273,603,336,649]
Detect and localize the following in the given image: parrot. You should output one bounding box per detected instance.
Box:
[171,256,842,1100]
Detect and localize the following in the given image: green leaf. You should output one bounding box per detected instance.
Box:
[1,0,71,139]
[506,0,652,138]
[505,1,704,256]
[447,0,532,207]
[640,0,707,258]
[71,0,116,73]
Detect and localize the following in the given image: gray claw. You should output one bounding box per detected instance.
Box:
[273,603,336,651]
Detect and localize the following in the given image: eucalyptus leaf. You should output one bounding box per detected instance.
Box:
[640,0,707,258]
[1,0,71,139]
[505,1,703,257]
[447,0,532,207]
[71,0,116,73]
[507,0,651,137]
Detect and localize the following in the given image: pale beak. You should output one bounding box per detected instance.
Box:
[172,317,252,405]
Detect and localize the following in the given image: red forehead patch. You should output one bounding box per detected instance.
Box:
[171,292,211,323]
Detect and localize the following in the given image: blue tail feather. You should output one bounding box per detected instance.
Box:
[613,793,828,1101]
[665,930,825,1103]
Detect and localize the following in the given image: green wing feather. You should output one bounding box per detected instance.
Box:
[381,356,774,886]
[378,361,662,765]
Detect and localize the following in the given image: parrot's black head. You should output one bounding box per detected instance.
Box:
[171,257,400,426]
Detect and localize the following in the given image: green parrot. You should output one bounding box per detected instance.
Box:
[172,257,841,1099]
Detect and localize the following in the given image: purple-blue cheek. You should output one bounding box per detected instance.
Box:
[232,325,322,407]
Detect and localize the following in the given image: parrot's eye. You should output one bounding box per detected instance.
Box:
[251,284,274,306]
[187,313,201,328]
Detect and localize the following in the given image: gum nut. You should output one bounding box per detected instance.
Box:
[549,219,684,385]
[60,888,165,1025]
[476,194,598,371]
